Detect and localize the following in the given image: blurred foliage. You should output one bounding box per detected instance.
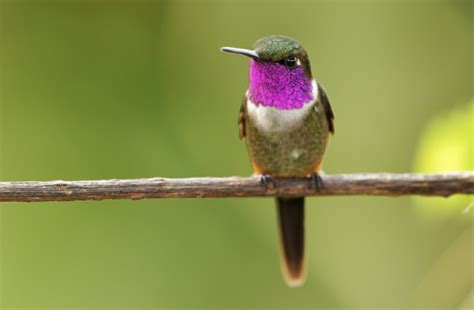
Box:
[410,100,473,309]
[0,0,472,309]
[413,100,473,218]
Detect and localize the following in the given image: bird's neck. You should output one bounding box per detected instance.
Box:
[248,60,314,110]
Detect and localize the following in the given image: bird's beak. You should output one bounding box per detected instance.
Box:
[220,47,260,59]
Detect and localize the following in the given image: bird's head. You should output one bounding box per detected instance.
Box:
[221,35,315,110]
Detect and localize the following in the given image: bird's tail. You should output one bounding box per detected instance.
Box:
[276,197,305,287]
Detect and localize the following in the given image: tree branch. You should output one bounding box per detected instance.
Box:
[0,172,472,202]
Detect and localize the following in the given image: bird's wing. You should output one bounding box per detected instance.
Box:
[238,94,247,139]
[317,82,335,134]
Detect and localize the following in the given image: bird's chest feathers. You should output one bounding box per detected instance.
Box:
[247,98,315,133]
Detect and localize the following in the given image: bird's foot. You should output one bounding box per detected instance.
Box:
[259,174,276,190]
[308,172,324,191]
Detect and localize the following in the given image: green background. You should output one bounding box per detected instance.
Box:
[0,0,472,309]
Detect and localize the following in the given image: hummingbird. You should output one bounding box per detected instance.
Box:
[221,35,334,287]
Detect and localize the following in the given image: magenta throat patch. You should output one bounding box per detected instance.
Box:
[248,59,313,110]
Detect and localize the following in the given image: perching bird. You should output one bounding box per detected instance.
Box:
[221,35,334,287]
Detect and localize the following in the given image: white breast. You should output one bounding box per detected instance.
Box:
[247,79,318,133]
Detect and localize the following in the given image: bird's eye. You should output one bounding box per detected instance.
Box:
[283,56,298,68]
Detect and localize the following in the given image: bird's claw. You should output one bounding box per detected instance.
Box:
[260,174,276,190]
[309,173,324,191]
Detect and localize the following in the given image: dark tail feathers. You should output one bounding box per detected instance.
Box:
[276,197,305,287]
